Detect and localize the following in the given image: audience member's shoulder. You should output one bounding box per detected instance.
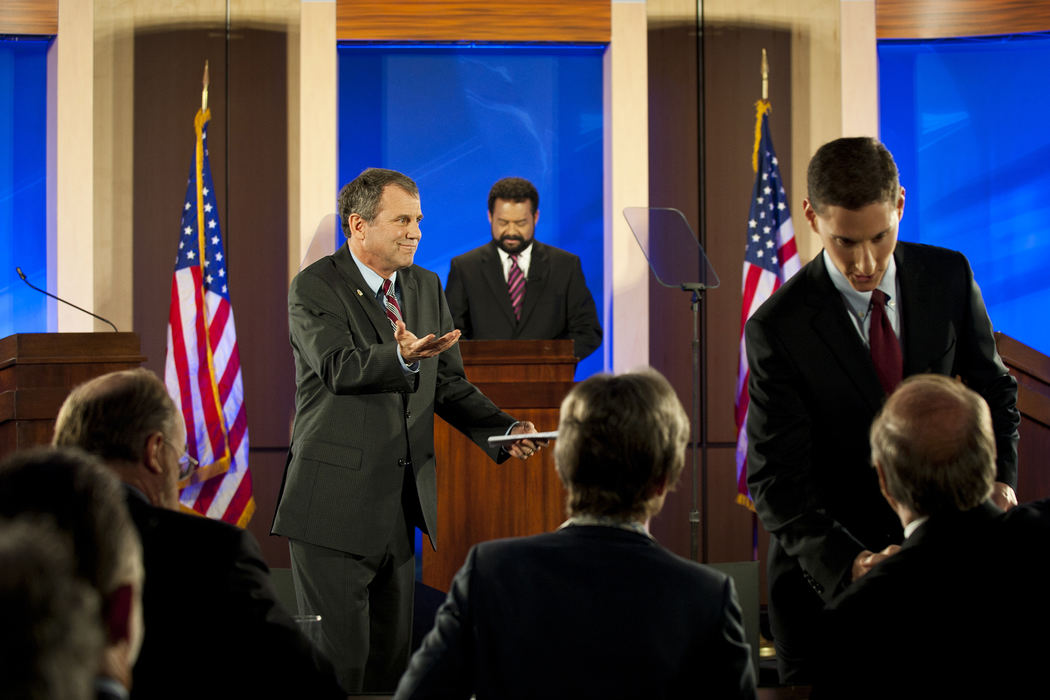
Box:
[129,496,257,552]
[1001,499,1050,550]
[1004,498,1050,525]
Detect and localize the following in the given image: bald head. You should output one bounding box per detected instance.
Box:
[870,374,995,518]
[54,369,183,509]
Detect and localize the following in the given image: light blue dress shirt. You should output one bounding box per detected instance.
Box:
[347,245,418,373]
[823,249,902,348]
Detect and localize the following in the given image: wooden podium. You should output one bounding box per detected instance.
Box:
[421,339,576,592]
[0,333,145,457]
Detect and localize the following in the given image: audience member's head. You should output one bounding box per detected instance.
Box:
[0,517,104,700]
[54,368,188,510]
[870,374,995,521]
[806,136,901,213]
[555,369,689,522]
[0,448,144,690]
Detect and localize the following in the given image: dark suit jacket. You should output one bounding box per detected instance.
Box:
[126,491,342,699]
[445,240,602,361]
[744,243,1019,635]
[272,244,514,555]
[393,526,756,700]
[817,502,1041,699]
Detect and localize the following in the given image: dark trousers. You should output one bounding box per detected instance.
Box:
[289,509,415,694]
[768,539,823,685]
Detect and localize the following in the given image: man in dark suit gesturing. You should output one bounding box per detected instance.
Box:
[394,368,755,699]
[272,168,543,693]
[745,137,1019,682]
[445,177,602,362]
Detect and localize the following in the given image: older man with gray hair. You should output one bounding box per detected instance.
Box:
[53,368,342,699]
[818,374,1040,698]
[395,368,755,699]
[0,448,144,700]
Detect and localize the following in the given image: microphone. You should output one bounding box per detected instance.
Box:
[15,266,119,332]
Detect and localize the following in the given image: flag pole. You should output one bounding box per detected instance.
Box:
[761,48,768,102]
[753,50,773,173]
[202,60,210,113]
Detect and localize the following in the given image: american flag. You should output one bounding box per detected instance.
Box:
[165,108,254,526]
[735,101,799,509]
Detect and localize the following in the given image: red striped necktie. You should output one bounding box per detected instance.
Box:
[869,289,902,394]
[381,278,403,331]
[507,255,525,321]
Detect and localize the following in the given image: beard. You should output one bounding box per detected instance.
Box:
[497,235,533,254]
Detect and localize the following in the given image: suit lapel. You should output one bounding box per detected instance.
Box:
[894,243,936,377]
[518,241,548,328]
[805,253,885,413]
[399,266,423,335]
[331,244,395,342]
[480,242,519,329]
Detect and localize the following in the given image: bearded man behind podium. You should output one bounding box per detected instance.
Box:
[395,369,755,700]
[53,368,342,700]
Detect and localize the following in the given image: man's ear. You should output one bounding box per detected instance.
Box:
[347,212,367,240]
[650,474,669,499]
[144,432,165,475]
[801,198,819,233]
[875,462,896,508]
[896,186,906,222]
[532,208,540,226]
[103,584,134,644]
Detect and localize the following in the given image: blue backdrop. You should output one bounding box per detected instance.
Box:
[879,32,1050,357]
[337,44,605,380]
[0,37,50,336]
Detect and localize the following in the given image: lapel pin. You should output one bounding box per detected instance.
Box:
[356,289,364,296]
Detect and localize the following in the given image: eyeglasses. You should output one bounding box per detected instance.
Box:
[164,440,200,480]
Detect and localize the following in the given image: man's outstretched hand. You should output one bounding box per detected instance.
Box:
[395,320,461,363]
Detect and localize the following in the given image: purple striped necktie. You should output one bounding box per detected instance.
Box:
[507,255,525,321]
[381,278,403,331]
[869,289,902,394]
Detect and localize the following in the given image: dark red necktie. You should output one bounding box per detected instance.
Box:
[381,278,402,331]
[507,255,525,321]
[869,289,902,394]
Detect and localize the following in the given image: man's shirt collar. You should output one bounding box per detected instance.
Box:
[823,248,898,320]
[496,242,533,268]
[348,243,397,297]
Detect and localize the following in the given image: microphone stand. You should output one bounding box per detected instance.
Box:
[15,267,119,332]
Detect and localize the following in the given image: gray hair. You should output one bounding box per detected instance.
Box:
[53,368,179,465]
[555,369,690,521]
[0,517,104,700]
[0,447,142,598]
[337,168,419,236]
[870,374,995,516]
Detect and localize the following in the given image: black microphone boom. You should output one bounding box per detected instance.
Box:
[15,266,119,332]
